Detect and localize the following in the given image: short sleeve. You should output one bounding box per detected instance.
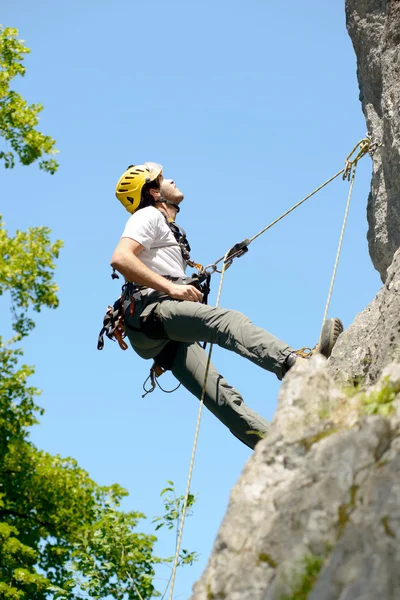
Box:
[120,207,162,250]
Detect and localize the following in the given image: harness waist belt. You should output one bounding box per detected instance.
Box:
[125,275,190,296]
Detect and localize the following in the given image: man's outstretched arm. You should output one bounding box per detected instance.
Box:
[111,237,202,302]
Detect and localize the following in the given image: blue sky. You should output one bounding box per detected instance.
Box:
[2,1,381,598]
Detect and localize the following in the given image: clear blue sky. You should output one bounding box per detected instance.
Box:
[2,1,381,598]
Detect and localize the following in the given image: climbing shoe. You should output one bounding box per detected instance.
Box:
[284,317,344,374]
[315,317,344,358]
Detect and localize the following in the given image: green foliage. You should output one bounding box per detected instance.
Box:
[298,427,339,453]
[280,554,324,600]
[338,485,359,534]
[154,481,195,533]
[0,213,197,598]
[0,215,63,339]
[258,552,278,568]
[360,377,400,417]
[381,516,395,538]
[1,316,156,600]
[0,25,58,173]
[153,481,199,591]
[0,440,159,599]
[70,501,158,600]
[0,522,49,599]
[342,373,366,393]
[0,50,197,590]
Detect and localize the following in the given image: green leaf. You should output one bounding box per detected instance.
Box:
[0,26,59,173]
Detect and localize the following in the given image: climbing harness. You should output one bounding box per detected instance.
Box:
[99,214,210,394]
[166,135,380,600]
[97,297,129,352]
[162,214,205,273]
[142,352,181,398]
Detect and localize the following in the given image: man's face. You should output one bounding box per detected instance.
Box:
[159,176,184,204]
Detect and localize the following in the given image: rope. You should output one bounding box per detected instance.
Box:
[208,137,374,271]
[166,137,374,598]
[209,168,345,270]
[249,168,345,245]
[320,161,358,332]
[167,253,229,600]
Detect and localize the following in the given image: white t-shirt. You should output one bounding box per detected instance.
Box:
[121,206,186,279]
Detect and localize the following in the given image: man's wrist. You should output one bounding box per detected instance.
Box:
[155,277,173,295]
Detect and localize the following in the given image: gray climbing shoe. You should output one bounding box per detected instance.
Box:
[315,317,344,358]
[284,317,344,374]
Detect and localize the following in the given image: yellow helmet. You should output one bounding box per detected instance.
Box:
[115,162,163,214]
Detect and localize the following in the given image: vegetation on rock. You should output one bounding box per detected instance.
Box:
[281,554,325,600]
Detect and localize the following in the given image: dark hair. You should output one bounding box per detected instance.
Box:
[140,177,161,209]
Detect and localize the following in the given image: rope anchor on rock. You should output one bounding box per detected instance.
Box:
[343,134,381,181]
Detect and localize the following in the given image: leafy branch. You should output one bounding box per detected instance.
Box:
[0,25,59,173]
[153,481,199,599]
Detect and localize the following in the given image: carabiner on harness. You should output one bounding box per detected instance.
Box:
[142,362,181,398]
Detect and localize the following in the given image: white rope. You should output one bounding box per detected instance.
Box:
[166,138,371,599]
[167,253,229,600]
[321,162,358,332]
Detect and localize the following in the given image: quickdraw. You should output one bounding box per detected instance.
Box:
[97,297,128,351]
[97,284,142,352]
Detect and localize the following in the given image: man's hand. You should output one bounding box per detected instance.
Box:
[166,283,203,302]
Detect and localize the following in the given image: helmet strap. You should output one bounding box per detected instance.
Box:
[155,195,180,214]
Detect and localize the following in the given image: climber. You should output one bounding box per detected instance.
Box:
[108,162,343,450]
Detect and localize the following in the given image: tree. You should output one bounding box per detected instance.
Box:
[0,25,59,173]
[0,219,199,600]
[0,26,196,599]
[0,217,157,599]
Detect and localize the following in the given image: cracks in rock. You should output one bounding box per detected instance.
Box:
[336,421,394,538]
[381,515,396,538]
[297,426,340,453]
[337,484,360,536]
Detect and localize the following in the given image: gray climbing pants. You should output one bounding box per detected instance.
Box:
[126,298,294,449]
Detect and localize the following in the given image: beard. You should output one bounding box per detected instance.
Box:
[162,186,184,204]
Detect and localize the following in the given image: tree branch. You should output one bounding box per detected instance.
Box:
[0,508,53,529]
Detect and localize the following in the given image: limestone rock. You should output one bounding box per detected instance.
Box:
[191,258,400,598]
[346,0,400,281]
[191,260,400,597]
[271,354,344,442]
[191,366,400,600]
[328,248,400,386]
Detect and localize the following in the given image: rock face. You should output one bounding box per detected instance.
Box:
[191,3,400,597]
[328,247,400,386]
[191,357,400,600]
[191,285,400,600]
[346,0,400,282]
